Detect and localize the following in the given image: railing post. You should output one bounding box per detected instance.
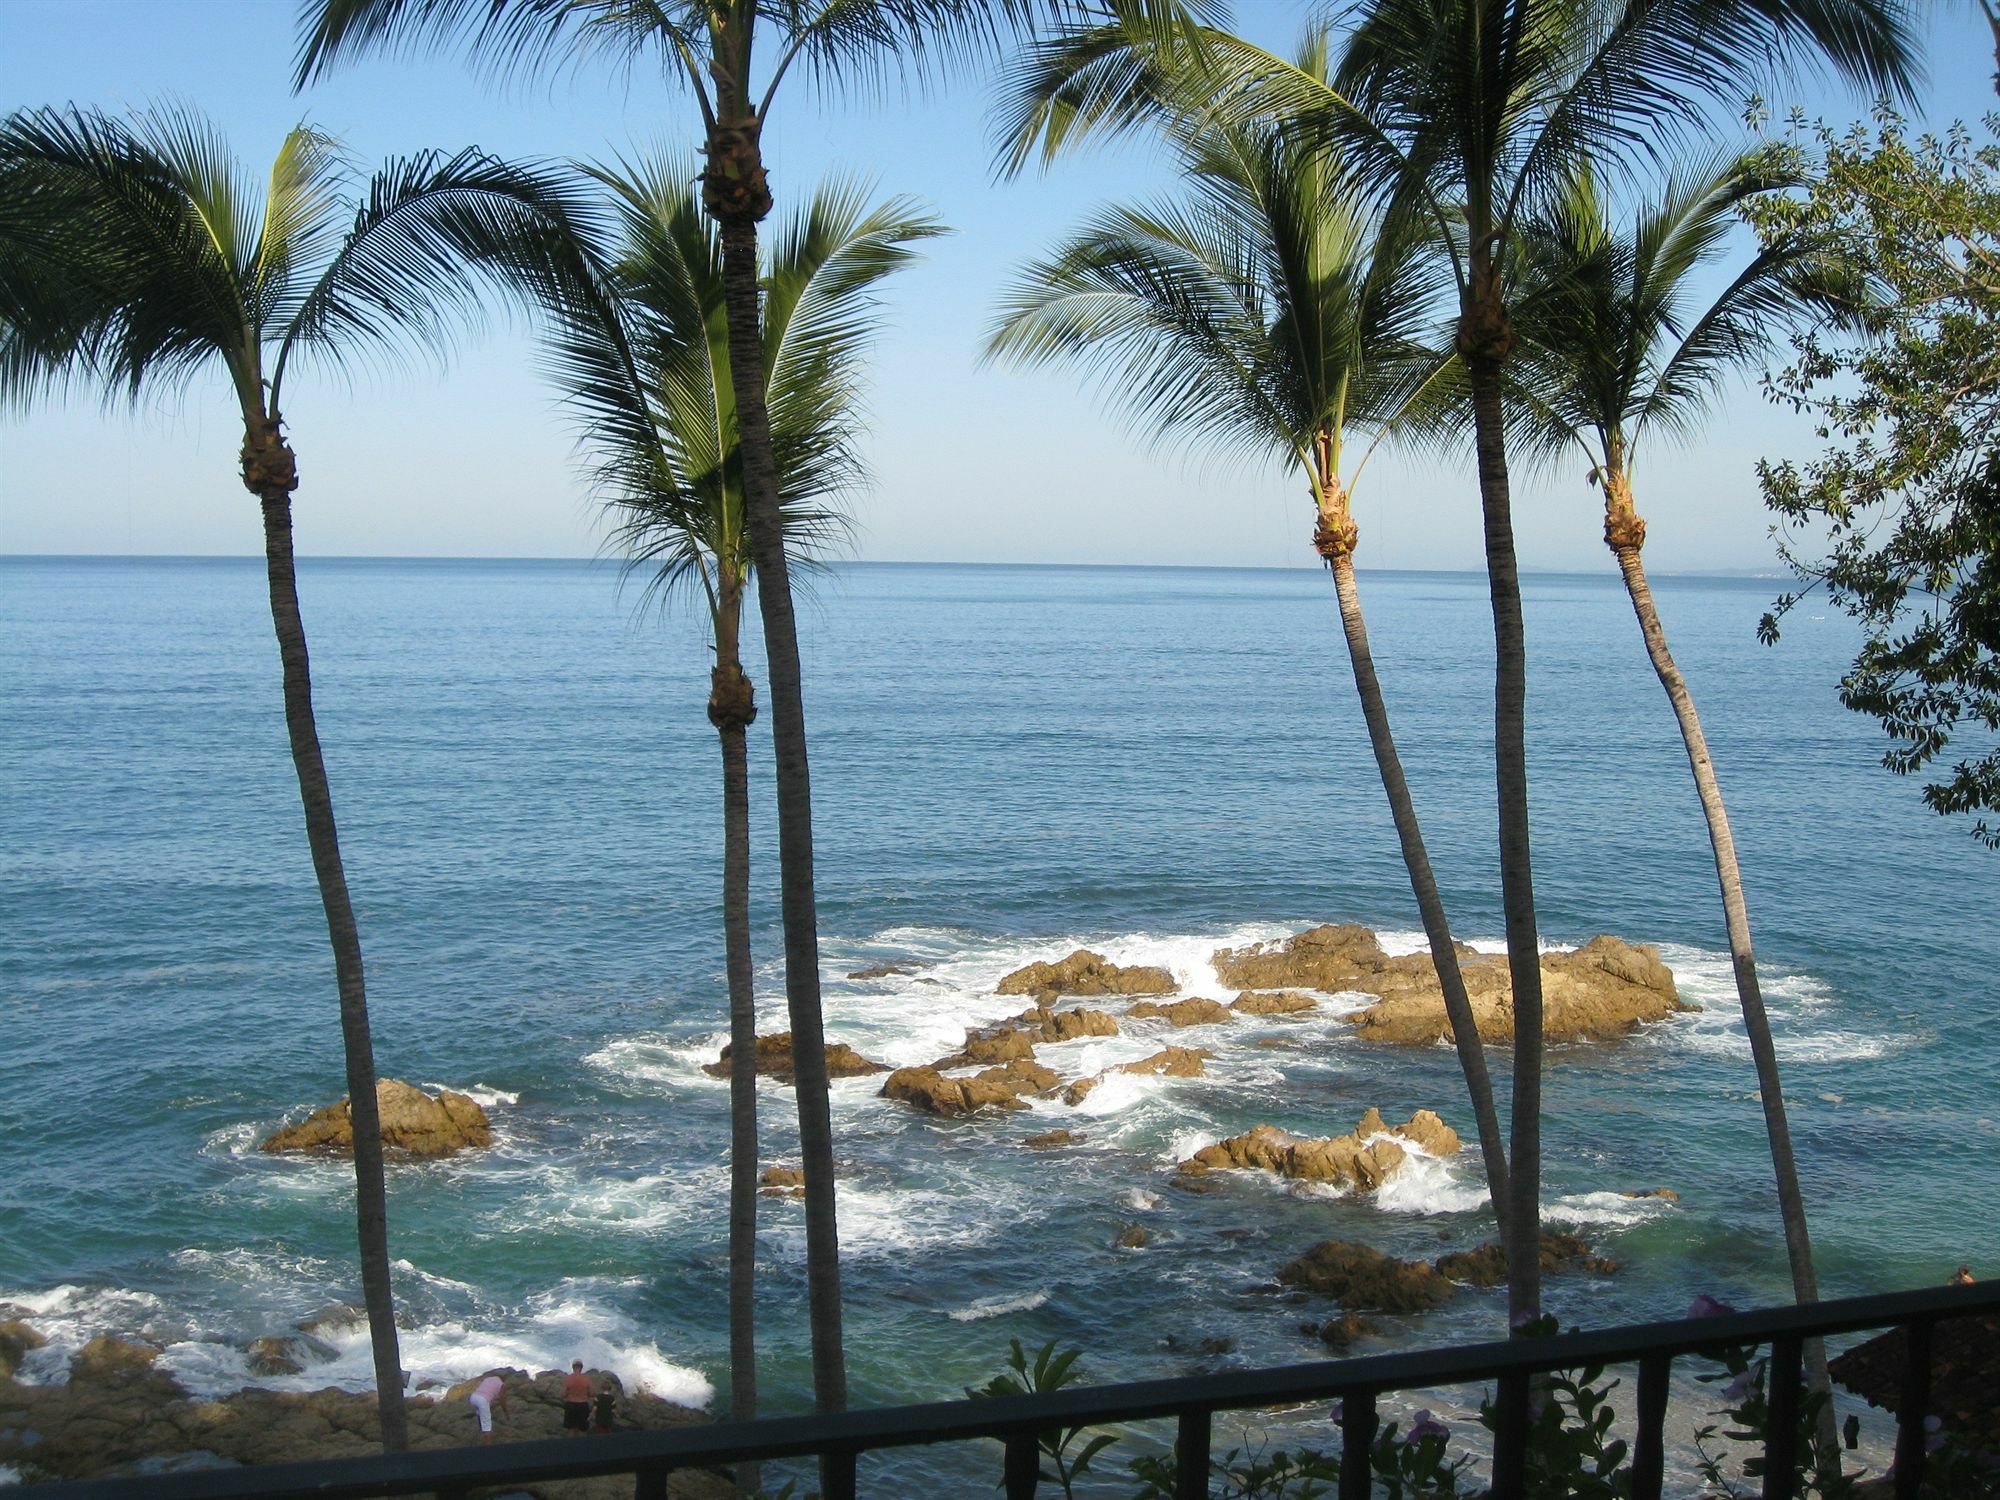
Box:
[1632,1353,1672,1500]
[1339,1390,1377,1500]
[632,1462,669,1500]
[1004,1427,1041,1500]
[820,1446,857,1500]
[1176,1407,1211,1500]
[1892,1318,1934,1500]
[1490,1372,1529,1497]
[1763,1337,1803,1500]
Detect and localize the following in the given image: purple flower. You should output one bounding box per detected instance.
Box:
[1409,1410,1451,1443]
[1723,1370,1757,1403]
[1688,1294,1738,1319]
[1926,1414,1946,1453]
[1329,1400,1344,1423]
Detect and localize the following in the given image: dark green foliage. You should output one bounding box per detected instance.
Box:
[1690,1342,1858,1497]
[1752,109,2000,846]
[970,1339,1118,1499]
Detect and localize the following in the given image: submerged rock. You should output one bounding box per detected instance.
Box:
[1276,1241,1456,1313]
[1024,1129,1078,1150]
[1062,1046,1212,1105]
[1178,1110,1460,1193]
[1126,997,1235,1027]
[243,1335,336,1378]
[259,1080,492,1158]
[846,962,917,980]
[758,1165,806,1197]
[1302,1311,1378,1348]
[996,949,1176,997]
[1115,1225,1151,1249]
[1435,1234,1619,1287]
[702,1033,887,1083]
[0,1318,47,1378]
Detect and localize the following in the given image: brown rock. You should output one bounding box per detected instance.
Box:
[880,1058,1056,1117]
[1211,924,1390,990]
[1620,1187,1681,1202]
[1061,1046,1212,1105]
[702,1033,887,1082]
[1276,1241,1455,1313]
[1303,1311,1378,1348]
[245,1337,309,1377]
[1115,1225,1150,1249]
[758,1165,806,1197]
[1231,991,1318,1016]
[1126,997,1235,1027]
[1013,1005,1120,1042]
[996,949,1176,997]
[846,963,916,980]
[70,1336,162,1383]
[0,1318,47,1378]
[295,1304,363,1339]
[1177,1110,1458,1192]
[259,1079,492,1158]
[1436,1234,1619,1287]
[1024,1129,1077,1150]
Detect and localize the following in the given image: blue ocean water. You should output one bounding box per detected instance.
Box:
[2,556,1995,1483]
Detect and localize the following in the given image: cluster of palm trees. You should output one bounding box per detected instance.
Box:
[0,0,1927,1485]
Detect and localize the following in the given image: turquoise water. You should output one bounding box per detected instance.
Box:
[2,556,1996,1483]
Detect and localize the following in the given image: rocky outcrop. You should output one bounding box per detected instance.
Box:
[243,1335,337,1378]
[1062,1046,1211,1105]
[758,1166,806,1197]
[846,963,917,980]
[1620,1187,1680,1202]
[1013,1005,1120,1042]
[1276,1241,1456,1314]
[1302,1312,1378,1348]
[1178,1110,1459,1192]
[1211,926,1690,1045]
[70,1336,163,1382]
[1126,997,1235,1027]
[1024,1129,1077,1150]
[997,950,1175,997]
[1435,1234,1619,1287]
[702,1033,887,1082]
[880,1059,1058,1116]
[1114,1225,1150,1249]
[0,1364,729,1496]
[1231,991,1318,1016]
[260,1080,492,1158]
[929,1029,1037,1070]
[0,1319,47,1378]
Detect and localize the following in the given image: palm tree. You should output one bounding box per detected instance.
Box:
[545,155,940,1486]
[1506,149,1862,1416]
[297,0,1068,1413]
[1000,0,1914,1330]
[0,103,600,1452]
[986,25,1517,1248]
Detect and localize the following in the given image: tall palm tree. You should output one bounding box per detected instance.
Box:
[0,103,600,1453]
[1506,150,1862,1414]
[1322,0,1914,1327]
[986,25,1516,1248]
[297,0,1068,1412]
[545,155,940,1485]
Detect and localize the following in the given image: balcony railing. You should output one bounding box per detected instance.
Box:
[21,1280,1999,1500]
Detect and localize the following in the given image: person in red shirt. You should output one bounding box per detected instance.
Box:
[561,1360,593,1437]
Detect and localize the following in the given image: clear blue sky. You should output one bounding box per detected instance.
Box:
[1,0,1993,572]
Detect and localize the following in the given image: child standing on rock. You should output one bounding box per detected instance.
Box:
[591,1380,617,1434]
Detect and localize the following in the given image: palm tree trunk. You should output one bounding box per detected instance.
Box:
[246,416,407,1453]
[711,599,761,1496]
[710,120,848,1415]
[1464,343,1546,1331]
[1325,541,1513,1245]
[1606,487,1834,1442]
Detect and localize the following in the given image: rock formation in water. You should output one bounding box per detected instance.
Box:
[259,1079,491,1158]
[1177,1109,1459,1192]
[1230,990,1318,1016]
[702,1033,887,1082]
[0,1345,727,1496]
[1435,1233,1619,1286]
[1126,996,1235,1027]
[1210,926,1689,1043]
[996,949,1175,997]
[1276,1241,1456,1313]
[757,1165,806,1197]
[880,1058,1059,1116]
[1062,1046,1212,1105]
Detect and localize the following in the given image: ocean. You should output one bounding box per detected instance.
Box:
[2,555,1995,1488]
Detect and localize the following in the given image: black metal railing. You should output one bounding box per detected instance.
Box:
[22,1281,1999,1500]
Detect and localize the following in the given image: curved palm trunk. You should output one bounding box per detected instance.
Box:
[711,596,761,1496]
[1605,481,1834,1439]
[709,114,848,1416]
[1321,516,1513,1244]
[1463,323,1546,1330]
[244,414,407,1453]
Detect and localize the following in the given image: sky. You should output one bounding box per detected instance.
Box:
[1,0,1995,573]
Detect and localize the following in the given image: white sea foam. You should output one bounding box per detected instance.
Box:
[947,1289,1050,1323]
[0,1284,173,1384]
[1374,1152,1491,1216]
[763,1180,1020,1262]
[424,1081,520,1108]
[1543,1190,1673,1231]
[1116,1188,1164,1213]
[0,1462,20,1486]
